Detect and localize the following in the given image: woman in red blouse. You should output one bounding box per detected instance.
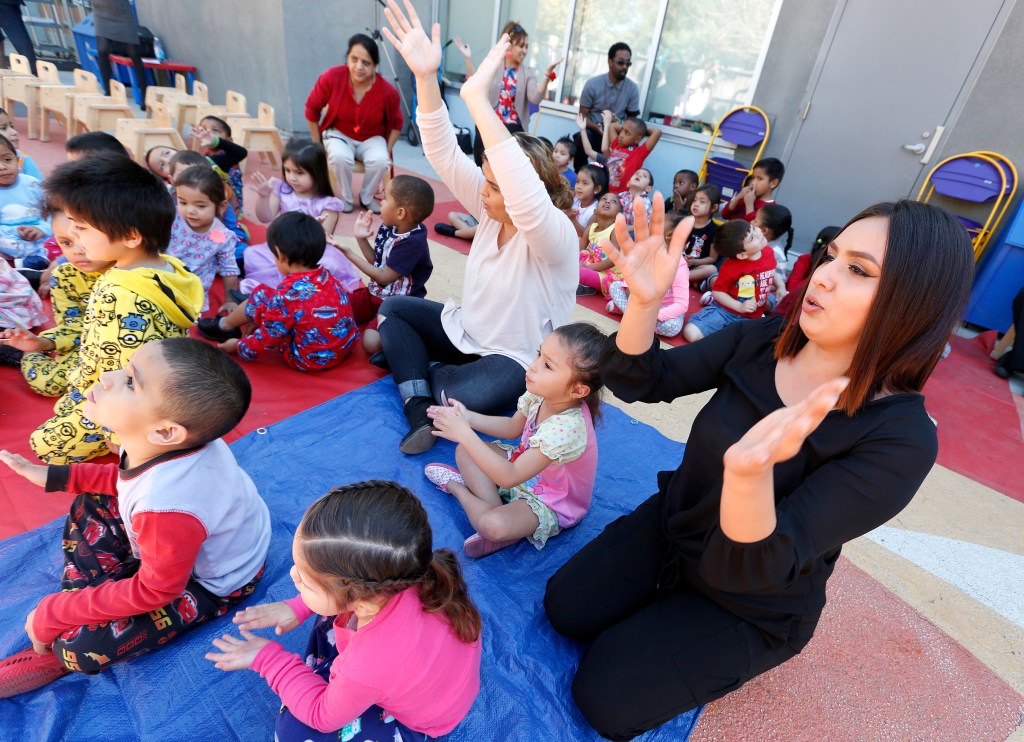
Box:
[305,33,404,214]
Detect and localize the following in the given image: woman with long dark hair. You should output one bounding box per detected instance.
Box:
[544,196,974,740]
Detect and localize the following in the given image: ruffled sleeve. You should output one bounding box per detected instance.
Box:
[528,407,587,464]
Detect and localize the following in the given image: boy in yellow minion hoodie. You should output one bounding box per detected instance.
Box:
[28,156,203,464]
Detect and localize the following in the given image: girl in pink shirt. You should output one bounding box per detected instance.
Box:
[424,323,605,558]
[206,481,482,741]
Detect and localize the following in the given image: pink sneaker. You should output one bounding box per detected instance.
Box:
[423,463,465,493]
[464,533,519,558]
[0,648,70,698]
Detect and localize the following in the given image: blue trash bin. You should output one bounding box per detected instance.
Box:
[72,15,101,81]
[965,199,1024,331]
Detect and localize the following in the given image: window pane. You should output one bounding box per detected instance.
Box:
[561,0,661,108]
[645,0,777,127]
[498,1,572,102]
[441,0,496,82]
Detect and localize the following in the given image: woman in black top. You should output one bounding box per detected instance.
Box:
[544,197,973,741]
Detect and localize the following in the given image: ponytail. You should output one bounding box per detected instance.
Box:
[783,226,794,256]
[419,549,482,643]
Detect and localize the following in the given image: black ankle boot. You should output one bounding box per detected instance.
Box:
[400,396,436,454]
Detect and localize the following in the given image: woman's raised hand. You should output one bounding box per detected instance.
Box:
[603,193,692,306]
[461,35,511,103]
[724,378,849,476]
[382,0,442,79]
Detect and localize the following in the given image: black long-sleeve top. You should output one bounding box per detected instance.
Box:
[601,316,937,641]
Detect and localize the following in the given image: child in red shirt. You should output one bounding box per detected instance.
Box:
[601,110,662,194]
[683,219,777,342]
[721,157,785,223]
[199,212,359,371]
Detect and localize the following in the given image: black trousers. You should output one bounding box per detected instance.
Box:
[0,3,36,72]
[50,494,263,675]
[1006,286,1024,372]
[95,35,147,103]
[544,491,816,741]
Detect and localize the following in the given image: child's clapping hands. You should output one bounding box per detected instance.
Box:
[428,397,473,443]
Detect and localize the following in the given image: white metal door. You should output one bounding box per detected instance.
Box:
[779,0,1006,247]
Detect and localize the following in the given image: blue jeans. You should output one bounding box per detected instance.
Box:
[377,296,526,414]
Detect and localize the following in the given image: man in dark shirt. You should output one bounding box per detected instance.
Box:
[573,42,641,170]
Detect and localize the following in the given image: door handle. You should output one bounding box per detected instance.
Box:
[903,143,927,155]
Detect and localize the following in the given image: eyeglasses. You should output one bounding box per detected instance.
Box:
[613,58,632,67]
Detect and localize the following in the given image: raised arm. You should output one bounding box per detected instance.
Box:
[383,1,485,215]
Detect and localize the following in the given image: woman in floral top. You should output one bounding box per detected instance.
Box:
[457,21,563,165]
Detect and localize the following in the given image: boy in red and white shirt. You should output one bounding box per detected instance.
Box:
[601,110,662,194]
[0,337,270,697]
[683,219,777,342]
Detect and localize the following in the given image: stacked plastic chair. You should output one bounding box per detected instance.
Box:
[916,151,1016,261]
[697,106,770,199]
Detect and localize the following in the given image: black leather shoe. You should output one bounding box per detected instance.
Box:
[399,396,437,454]
[197,317,242,342]
[369,351,390,371]
[434,223,457,237]
[994,353,1013,379]
[576,284,598,296]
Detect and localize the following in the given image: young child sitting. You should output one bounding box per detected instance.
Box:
[145,124,248,188]
[206,481,482,741]
[195,115,245,213]
[65,131,130,161]
[0,337,270,697]
[682,219,776,342]
[0,208,115,395]
[0,134,50,270]
[0,107,43,179]
[242,139,361,297]
[169,150,248,248]
[553,136,577,188]
[685,184,721,288]
[607,211,689,337]
[167,165,240,314]
[424,323,605,558]
[571,163,607,236]
[617,167,654,228]
[328,174,434,354]
[577,192,622,297]
[198,211,359,372]
[754,202,794,280]
[721,157,785,222]
[0,259,46,365]
[602,111,662,194]
[667,168,699,214]
[29,157,203,464]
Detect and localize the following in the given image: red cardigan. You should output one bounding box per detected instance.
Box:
[305,65,403,142]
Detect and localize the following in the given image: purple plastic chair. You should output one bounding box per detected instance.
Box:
[699,106,770,199]
[917,152,1016,258]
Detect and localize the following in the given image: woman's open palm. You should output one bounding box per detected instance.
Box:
[461,36,511,102]
[603,193,692,306]
[383,0,441,78]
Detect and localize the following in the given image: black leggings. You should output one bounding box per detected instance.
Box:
[95,36,148,102]
[1006,286,1024,372]
[544,491,816,741]
[51,494,263,675]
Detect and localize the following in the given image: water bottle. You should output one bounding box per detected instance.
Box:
[153,36,166,61]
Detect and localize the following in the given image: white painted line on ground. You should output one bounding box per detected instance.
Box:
[866,526,1024,629]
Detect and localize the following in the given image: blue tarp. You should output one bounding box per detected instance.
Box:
[0,378,699,741]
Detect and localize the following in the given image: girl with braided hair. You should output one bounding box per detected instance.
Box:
[206,481,482,742]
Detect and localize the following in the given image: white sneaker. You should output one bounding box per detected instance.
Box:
[700,291,713,306]
[606,300,618,314]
